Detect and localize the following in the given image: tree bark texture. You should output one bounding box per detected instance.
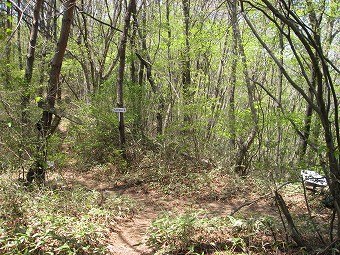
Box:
[228,0,238,151]
[116,0,136,156]
[22,0,43,126]
[182,0,192,123]
[275,191,307,248]
[231,0,258,175]
[43,0,76,134]
[135,1,164,135]
[241,0,340,236]
[17,0,23,70]
[4,1,12,89]
[27,0,76,184]
[299,4,319,159]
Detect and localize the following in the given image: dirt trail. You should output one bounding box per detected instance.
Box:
[106,202,155,255]
[63,172,167,254]
[61,171,275,254]
[104,190,236,255]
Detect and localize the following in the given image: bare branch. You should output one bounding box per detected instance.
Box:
[76,9,123,33]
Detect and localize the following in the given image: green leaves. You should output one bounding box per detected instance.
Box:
[0,182,135,254]
[35,96,42,103]
[148,211,277,254]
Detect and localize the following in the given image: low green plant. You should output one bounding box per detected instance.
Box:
[147,210,229,254]
[0,176,137,254]
[147,211,279,255]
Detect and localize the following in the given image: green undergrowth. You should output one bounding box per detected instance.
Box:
[0,174,137,254]
[119,150,265,202]
[147,210,307,255]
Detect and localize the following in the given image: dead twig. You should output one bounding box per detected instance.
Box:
[230,192,271,216]
[316,239,340,255]
[230,182,293,216]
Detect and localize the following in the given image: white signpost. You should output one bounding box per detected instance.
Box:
[112,108,126,113]
[112,108,126,121]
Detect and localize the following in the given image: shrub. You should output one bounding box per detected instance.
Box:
[0,176,137,254]
[147,211,279,255]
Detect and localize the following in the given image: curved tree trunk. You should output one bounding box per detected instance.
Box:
[27,0,76,184]
[240,0,340,239]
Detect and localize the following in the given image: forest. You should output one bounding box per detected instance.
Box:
[0,0,339,254]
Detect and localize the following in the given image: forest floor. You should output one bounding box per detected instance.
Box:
[64,170,241,255]
[0,140,332,255]
[0,125,333,254]
[0,161,332,255]
[59,165,331,255]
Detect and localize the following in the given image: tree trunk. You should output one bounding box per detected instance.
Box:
[230,0,258,175]
[275,22,284,171]
[228,0,238,151]
[17,0,23,70]
[52,0,57,41]
[20,0,42,175]
[44,0,76,130]
[163,0,173,131]
[79,0,96,93]
[27,0,76,184]
[298,3,318,159]
[275,191,307,248]
[136,52,165,135]
[241,0,340,238]
[136,0,164,135]
[116,0,136,158]
[182,0,192,122]
[20,0,43,180]
[22,0,43,127]
[4,1,12,89]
